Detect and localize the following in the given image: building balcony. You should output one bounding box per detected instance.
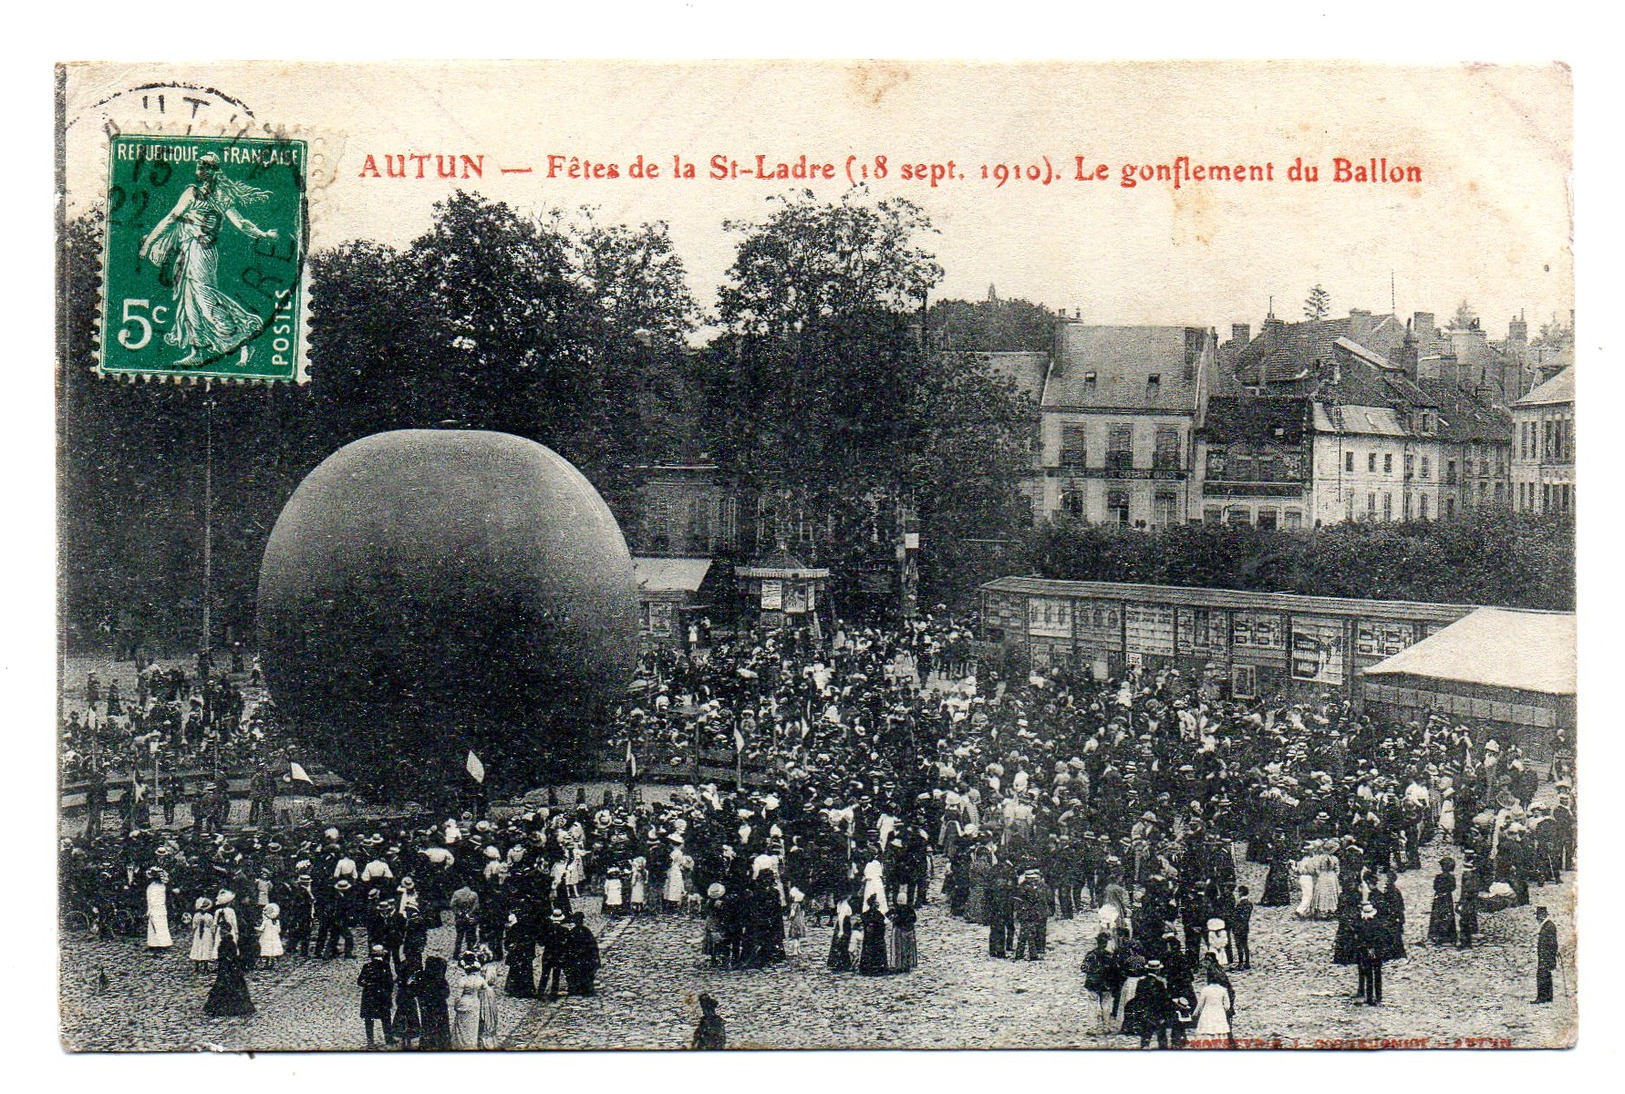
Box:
[1045,466,1188,481]
[1201,480,1308,498]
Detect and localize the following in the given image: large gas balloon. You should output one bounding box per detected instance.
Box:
[256,430,638,803]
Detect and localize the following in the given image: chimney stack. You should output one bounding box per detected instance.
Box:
[1231,323,1251,344]
[1392,330,1419,381]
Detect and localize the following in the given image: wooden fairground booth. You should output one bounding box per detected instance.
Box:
[1361,606,1576,761]
[734,547,831,640]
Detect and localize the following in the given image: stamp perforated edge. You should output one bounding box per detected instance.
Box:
[90,119,346,387]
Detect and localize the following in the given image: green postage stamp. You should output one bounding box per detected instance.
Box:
[97,132,307,383]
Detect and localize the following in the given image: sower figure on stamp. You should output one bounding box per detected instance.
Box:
[138,153,279,367]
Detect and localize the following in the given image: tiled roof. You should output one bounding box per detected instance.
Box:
[1313,403,1408,438]
[1513,365,1574,408]
[1041,325,1204,411]
[1232,313,1404,389]
[1221,316,1510,445]
[966,351,1050,405]
[1418,380,1513,443]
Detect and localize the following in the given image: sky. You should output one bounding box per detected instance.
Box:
[62,61,1573,341]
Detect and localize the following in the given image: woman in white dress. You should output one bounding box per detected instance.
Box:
[1313,842,1342,919]
[450,954,500,1049]
[566,843,586,900]
[860,859,889,915]
[664,840,688,911]
[145,868,173,953]
[1294,844,1319,919]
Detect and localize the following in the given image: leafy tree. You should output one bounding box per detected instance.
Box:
[927,296,1056,352]
[1452,299,1478,330]
[700,190,1032,617]
[59,193,705,652]
[1015,508,1572,611]
[1534,312,1574,352]
[1304,284,1331,321]
[717,188,941,335]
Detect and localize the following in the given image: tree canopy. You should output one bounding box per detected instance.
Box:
[1304,284,1331,322]
[60,193,703,650]
[694,190,1033,613]
[1018,508,1573,611]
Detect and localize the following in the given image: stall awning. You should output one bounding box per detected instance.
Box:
[633,557,712,594]
[1363,606,1575,696]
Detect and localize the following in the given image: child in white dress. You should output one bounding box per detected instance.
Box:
[628,857,648,915]
[189,897,217,974]
[258,902,285,969]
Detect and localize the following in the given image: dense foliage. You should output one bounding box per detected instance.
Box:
[60,194,700,653]
[1018,509,1574,610]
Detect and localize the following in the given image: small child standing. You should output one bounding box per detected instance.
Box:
[258,902,285,970]
[1232,886,1253,970]
[785,887,807,957]
[189,897,217,975]
[603,867,625,917]
[1203,917,1231,969]
[628,857,648,916]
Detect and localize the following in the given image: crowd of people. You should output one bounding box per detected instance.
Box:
[61,612,1577,1048]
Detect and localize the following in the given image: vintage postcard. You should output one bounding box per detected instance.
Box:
[55,60,1575,1052]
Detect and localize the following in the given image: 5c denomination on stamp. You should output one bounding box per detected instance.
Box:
[98,131,308,383]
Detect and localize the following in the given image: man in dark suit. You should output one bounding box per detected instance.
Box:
[1534,906,1559,1003]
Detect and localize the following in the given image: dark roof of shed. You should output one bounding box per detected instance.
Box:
[981,576,1476,625]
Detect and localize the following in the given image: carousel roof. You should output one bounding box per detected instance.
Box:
[1362,606,1575,696]
[735,545,830,579]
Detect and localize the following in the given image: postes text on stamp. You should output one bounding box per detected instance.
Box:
[98,132,307,383]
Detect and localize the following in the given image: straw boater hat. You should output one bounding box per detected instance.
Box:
[195,897,212,911]
[215,889,235,906]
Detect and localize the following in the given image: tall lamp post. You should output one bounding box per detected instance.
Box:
[201,383,214,678]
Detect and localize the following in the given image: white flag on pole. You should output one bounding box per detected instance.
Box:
[466,750,485,784]
[289,761,312,784]
[734,726,746,755]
